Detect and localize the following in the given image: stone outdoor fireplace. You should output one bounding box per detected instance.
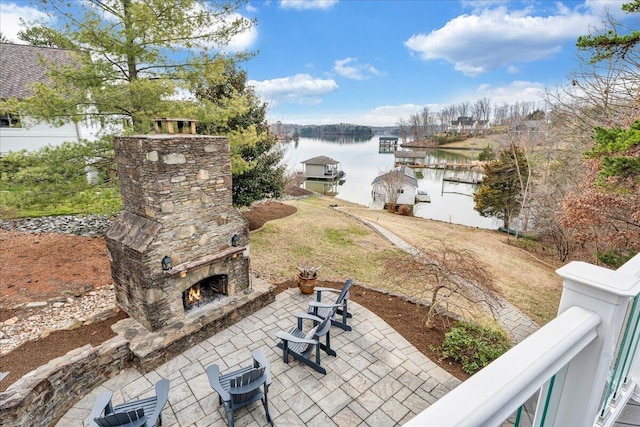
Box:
[105,121,250,332]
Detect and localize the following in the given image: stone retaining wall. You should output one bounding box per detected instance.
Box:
[0,281,275,427]
[0,336,131,427]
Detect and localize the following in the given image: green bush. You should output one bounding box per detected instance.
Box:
[478,144,496,161]
[441,321,511,374]
[0,139,120,218]
[597,249,638,269]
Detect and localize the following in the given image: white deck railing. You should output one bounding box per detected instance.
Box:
[405,252,640,427]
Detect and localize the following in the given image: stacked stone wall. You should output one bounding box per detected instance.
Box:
[0,336,131,427]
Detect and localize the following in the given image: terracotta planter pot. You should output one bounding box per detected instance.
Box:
[297,274,317,294]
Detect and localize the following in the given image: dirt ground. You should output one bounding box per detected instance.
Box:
[0,199,468,392]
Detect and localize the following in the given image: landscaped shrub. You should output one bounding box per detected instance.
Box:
[441,321,511,374]
[397,205,413,216]
[597,249,638,269]
[478,144,496,161]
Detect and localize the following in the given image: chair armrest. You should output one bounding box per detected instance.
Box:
[251,349,271,386]
[148,379,170,425]
[313,287,340,294]
[293,312,323,323]
[89,391,114,427]
[309,301,342,309]
[276,331,317,344]
[206,365,231,402]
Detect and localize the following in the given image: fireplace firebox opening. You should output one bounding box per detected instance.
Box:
[183,274,228,312]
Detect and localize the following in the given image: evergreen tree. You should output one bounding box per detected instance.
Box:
[192,57,286,206]
[474,144,529,229]
[0,32,13,43]
[17,25,74,48]
[13,0,253,132]
[576,0,639,63]
[4,1,286,207]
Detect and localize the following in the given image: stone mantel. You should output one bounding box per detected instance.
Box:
[163,246,247,276]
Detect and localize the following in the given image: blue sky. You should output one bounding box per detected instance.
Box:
[0,0,634,126]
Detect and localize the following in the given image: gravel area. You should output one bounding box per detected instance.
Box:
[0,214,113,236]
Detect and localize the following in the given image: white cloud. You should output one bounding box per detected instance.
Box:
[223,14,258,52]
[475,80,546,105]
[0,2,50,43]
[584,0,630,19]
[361,104,429,126]
[279,0,338,10]
[333,57,383,80]
[404,4,601,76]
[249,73,338,105]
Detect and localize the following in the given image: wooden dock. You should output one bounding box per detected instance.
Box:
[424,161,484,171]
[443,176,481,184]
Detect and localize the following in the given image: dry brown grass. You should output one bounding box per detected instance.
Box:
[249,196,563,325]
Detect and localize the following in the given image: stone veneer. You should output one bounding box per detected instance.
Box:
[105,134,250,332]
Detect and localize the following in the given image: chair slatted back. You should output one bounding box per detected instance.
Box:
[229,366,265,404]
[324,279,352,319]
[335,279,353,306]
[94,408,145,427]
[315,315,332,338]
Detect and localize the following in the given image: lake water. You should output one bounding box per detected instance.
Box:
[283,136,500,230]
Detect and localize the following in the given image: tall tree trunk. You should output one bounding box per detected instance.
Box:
[122,0,140,129]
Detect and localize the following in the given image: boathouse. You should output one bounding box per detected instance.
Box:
[371,165,418,211]
[300,155,345,180]
[379,136,398,153]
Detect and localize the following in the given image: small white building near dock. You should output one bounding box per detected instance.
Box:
[371,165,418,211]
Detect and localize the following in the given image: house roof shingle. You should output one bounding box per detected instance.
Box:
[371,165,418,187]
[301,155,340,165]
[0,43,77,99]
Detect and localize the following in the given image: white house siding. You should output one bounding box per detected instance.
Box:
[1,44,104,154]
[0,118,103,154]
[371,182,416,207]
[396,183,416,206]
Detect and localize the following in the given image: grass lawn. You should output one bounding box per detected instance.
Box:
[249,196,563,326]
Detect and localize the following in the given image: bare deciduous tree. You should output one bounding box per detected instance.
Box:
[373,168,407,212]
[457,101,471,132]
[441,105,458,132]
[409,113,421,141]
[473,98,492,134]
[396,118,409,142]
[387,240,502,328]
[544,6,640,261]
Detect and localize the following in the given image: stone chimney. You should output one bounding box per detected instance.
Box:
[105,121,250,332]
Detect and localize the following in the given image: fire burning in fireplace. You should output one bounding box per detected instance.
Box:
[183,275,228,312]
[186,284,202,305]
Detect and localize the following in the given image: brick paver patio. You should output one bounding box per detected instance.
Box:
[56,288,460,427]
